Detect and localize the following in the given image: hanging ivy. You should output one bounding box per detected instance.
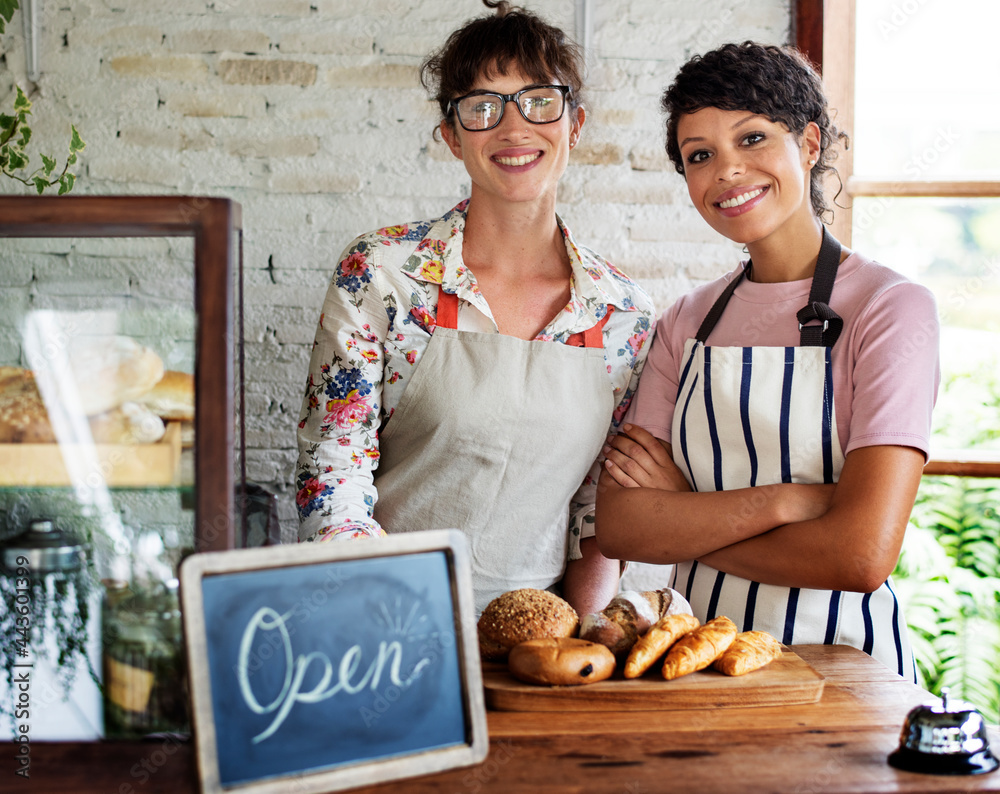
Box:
[0,1,85,193]
[0,557,99,726]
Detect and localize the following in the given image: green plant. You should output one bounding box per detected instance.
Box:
[0,0,17,34]
[890,342,1000,725]
[0,0,85,193]
[895,479,1000,725]
[1,86,84,194]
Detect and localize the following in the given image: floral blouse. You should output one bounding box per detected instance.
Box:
[295,200,655,552]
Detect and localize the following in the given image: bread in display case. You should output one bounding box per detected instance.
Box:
[0,196,242,749]
[0,338,192,486]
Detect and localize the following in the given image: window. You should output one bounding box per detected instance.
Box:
[798,0,1000,720]
[796,0,1000,476]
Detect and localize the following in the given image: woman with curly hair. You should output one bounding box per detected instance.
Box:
[295,1,654,616]
[596,41,939,679]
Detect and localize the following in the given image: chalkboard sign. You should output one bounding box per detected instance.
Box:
[179,529,488,794]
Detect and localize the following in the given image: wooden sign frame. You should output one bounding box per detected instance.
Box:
[179,530,488,794]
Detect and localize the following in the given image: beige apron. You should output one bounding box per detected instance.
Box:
[374,289,615,614]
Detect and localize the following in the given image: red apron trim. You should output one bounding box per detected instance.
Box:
[435,288,610,349]
[436,289,459,329]
[567,308,612,349]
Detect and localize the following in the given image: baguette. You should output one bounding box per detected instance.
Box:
[661,615,738,680]
[623,613,700,679]
[712,630,782,676]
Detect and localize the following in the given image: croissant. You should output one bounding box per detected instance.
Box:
[623,613,700,679]
[661,615,737,680]
[712,630,782,676]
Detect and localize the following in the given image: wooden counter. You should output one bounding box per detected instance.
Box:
[4,645,999,793]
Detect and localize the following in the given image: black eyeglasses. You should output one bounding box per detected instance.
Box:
[448,85,571,131]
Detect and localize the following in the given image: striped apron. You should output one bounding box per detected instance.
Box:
[670,229,915,680]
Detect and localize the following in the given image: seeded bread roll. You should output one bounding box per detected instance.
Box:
[508,637,615,686]
[0,367,55,443]
[477,588,579,661]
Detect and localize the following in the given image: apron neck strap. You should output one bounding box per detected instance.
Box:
[436,289,459,329]
[436,287,611,349]
[695,226,844,347]
[695,265,746,343]
[796,226,844,347]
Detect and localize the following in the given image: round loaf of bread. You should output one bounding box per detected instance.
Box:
[477,588,578,661]
[135,370,194,421]
[508,637,616,686]
[69,335,165,415]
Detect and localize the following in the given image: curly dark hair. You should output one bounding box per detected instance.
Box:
[660,41,849,219]
[420,0,585,132]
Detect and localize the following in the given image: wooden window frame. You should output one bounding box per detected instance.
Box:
[793,0,1000,477]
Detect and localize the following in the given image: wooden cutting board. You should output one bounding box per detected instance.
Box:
[483,649,824,712]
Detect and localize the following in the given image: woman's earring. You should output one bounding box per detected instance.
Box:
[808,159,816,166]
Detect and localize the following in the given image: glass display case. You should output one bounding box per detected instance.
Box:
[0,196,242,763]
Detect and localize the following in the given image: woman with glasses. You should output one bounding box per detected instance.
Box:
[295,0,654,615]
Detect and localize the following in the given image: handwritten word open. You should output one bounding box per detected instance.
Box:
[237,606,432,743]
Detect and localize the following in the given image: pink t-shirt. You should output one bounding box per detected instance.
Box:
[627,251,940,460]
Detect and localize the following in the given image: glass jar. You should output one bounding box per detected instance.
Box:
[101,578,189,737]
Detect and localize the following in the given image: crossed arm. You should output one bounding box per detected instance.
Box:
[594,424,925,593]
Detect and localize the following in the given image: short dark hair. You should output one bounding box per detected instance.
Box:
[420,0,585,129]
[661,41,849,219]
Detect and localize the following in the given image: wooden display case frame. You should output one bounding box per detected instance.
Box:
[0,195,242,553]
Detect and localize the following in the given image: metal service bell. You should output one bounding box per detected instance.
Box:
[888,688,999,775]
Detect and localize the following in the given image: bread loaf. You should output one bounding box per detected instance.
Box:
[69,335,164,415]
[579,588,692,657]
[0,367,56,443]
[508,637,615,686]
[477,589,579,661]
[0,367,165,445]
[135,370,194,421]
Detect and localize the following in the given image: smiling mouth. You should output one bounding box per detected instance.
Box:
[717,187,766,209]
[494,152,541,166]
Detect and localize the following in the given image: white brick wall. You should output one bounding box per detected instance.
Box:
[0,0,790,541]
